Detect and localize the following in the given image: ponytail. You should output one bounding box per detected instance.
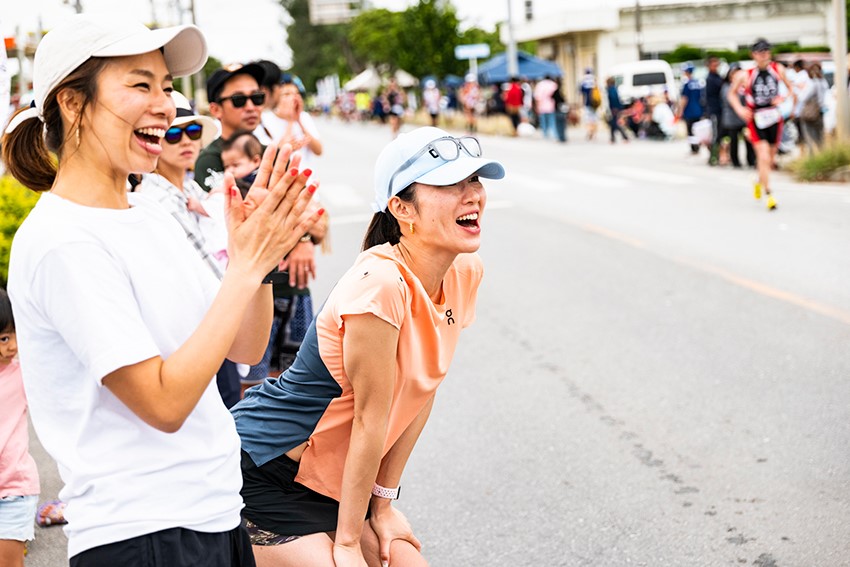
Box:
[2,107,57,192]
[361,185,417,251]
[1,57,107,193]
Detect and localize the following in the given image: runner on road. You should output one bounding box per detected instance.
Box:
[728,38,796,211]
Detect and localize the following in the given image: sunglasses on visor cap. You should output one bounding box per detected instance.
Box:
[387,136,482,200]
[217,92,266,108]
[164,123,203,144]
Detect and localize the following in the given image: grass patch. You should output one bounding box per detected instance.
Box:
[790,143,850,182]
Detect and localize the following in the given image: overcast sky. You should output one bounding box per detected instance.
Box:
[0,0,537,68]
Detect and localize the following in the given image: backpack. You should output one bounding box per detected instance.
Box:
[590,85,602,109]
[800,93,821,122]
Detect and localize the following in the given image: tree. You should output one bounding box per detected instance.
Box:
[395,0,462,78]
[349,9,403,70]
[278,0,359,90]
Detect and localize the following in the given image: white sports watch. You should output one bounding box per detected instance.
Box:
[371,483,401,500]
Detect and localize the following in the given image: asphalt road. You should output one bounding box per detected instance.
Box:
[25,117,850,566]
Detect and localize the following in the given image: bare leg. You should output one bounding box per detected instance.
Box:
[0,540,25,567]
[252,532,336,567]
[755,140,772,192]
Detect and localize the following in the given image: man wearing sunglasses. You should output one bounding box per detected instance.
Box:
[195,62,266,192]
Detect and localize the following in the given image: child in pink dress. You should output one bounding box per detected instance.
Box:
[0,288,40,567]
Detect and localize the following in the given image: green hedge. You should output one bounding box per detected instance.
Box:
[0,176,40,287]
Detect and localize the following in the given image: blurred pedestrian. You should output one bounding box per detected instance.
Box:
[605,76,629,144]
[460,73,480,133]
[677,63,704,154]
[1,14,320,566]
[384,77,406,138]
[0,288,39,567]
[720,65,754,168]
[422,79,441,127]
[705,56,724,165]
[533,75,558,139]
[800,62,828,152]
[503,76,524,136]
[231,126,504,567]
[552,77,568,143]
[790,60,813,151]
[580,67,600,140]
[728,38,796,210]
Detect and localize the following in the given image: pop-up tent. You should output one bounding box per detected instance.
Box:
[344,67,382,92]
[477,50,563,84]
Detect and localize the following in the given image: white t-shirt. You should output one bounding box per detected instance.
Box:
[254,110,320,170]
[7,192,243,558]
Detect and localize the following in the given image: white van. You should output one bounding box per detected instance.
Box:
[609,59,679,106]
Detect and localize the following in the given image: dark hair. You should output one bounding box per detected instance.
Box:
[221,129,263,159]
[362,185,417,250]
[0,288,14,332]
[255,59,282,90]
[2,57,108,192]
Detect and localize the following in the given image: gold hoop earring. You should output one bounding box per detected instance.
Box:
[409,222,414,234]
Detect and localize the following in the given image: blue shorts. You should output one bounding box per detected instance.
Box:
[0,495,38,541]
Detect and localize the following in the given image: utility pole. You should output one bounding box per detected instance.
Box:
[833,0,849,142]
[635,0,644,60]
[506,0,519,77]
[188,0,208,110]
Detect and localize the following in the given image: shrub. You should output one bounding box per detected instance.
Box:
[0,176,40,286]
[790,143,850,182]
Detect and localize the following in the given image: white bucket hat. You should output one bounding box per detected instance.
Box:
[372,126,505,213]
[5,14,207,134]
[170,91,219,148]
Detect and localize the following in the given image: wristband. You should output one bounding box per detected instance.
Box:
[371,483,401,500]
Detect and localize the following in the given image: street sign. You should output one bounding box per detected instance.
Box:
[454,43,490,61]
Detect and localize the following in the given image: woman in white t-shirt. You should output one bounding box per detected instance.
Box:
[0,15,320,567]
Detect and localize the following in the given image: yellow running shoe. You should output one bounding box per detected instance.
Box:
[766,195,777,210]
[754,182,762,200]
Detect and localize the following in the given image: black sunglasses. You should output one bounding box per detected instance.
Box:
[164,123,203,144]
[218,92,266,108]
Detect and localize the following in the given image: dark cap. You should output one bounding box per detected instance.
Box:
[207,62,265,102]
[253,59,282,89]
[752,38,772,52]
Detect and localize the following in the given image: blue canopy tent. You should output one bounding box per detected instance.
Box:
[477,50,563,84]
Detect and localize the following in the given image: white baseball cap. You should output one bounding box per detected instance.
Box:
[5,14,207,134]
[373,126,505,213]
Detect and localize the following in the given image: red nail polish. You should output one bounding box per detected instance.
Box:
[302,169,312,178]
[317,208,325,216]
[230,187,238,196]
[289,168,298,177]
[308,185,317,194]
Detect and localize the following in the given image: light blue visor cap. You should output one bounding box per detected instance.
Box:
[372,127,505,212]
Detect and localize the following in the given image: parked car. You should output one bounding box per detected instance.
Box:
[609,59,679,106]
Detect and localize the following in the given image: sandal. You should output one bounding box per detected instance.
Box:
[36,500,68,527]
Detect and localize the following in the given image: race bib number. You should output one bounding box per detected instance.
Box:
[754,107,781,129]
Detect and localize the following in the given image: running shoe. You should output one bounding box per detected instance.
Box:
[766,195,777,210]
[753,182,762,200]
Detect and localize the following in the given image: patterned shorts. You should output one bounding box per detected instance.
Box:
[244,519,301,546]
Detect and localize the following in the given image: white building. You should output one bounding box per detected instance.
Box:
[505,0,832,98]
